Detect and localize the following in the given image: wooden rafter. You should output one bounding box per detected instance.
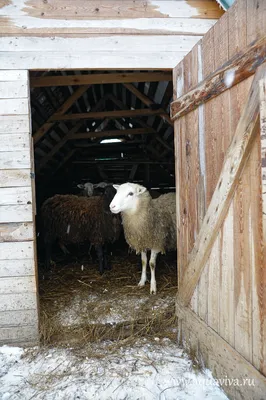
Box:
[123,83,173,126]
[178,65,265,307]
[50,108,165,122]
[109,93,174,155]
[36,96,107,173]
[33,85,91,144]
[171,36,266,121]
[36,123,83,173]
[31,72,172,88]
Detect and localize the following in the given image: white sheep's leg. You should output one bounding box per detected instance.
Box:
[138,251,147,287]
[149,250,159,295]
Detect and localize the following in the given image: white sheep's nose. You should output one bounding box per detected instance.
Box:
[110,203,116,210]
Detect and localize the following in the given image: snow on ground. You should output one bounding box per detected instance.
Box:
[0,339,228,400]
[58,293,173,327]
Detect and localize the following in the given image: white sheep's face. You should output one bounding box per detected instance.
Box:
[110,183,147,214]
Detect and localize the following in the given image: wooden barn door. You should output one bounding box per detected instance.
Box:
[0,70,39,345]
[171,2,266,398]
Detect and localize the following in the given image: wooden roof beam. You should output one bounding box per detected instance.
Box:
[50,108,165,122]
[33,84,91,144]
[31,72,172,88]
[36,96,107,173]
[123,83,173,126]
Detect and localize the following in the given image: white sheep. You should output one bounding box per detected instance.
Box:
[110,183,177,294]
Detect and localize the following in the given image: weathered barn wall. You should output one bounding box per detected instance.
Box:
[0,0,223,346]
[0,70,39,345]
[0,0,223,69]
[172,0,266,398]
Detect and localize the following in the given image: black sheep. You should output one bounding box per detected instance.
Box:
[41,185,121,274]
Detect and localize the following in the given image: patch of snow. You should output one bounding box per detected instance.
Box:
[224,69,235,88]
[0,341,228,400]
[57,293,172,327]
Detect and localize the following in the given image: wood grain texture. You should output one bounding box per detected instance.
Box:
[0,241,34,260]
[0,292,37,311]
[178,65,265,306]
[0,259,35,277]
[0,222,34,242]
[0,0,222,37]
[0,276,36,294]
[1,50,186,70]
[207,235,220,333]
[0,187,32,206]
[0,81,28,99]
[171,35,266,120]
[0,309,38,327]
[259,78,266,263]
[0,204,33,223]
[249,135,266,375]
[0,151,31,169]
[0,70,28,81]
[1,36,201,53]
[9,1,223,20]
[0,169,31,188]
[32,71,172,88]
[176,297,266,400]
[219,204,235,347]
[0,325,39,345]
[0,115,30,134]
[0,133,30,151]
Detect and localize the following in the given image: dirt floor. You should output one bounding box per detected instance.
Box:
[38,245,178,350]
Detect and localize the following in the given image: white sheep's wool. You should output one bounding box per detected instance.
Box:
[110,182,177,294]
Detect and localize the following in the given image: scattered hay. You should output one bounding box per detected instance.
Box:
[39,250,178,354]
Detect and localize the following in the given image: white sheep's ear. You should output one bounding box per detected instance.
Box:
[113,184,120,191]
[77,184,84,189]
[137,186,147,195]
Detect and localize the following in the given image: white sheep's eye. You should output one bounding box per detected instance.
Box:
[128,192,134,196]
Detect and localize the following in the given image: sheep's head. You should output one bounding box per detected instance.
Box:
[77,182,94,197]
[102,185,117,213]
[110,183,147,214]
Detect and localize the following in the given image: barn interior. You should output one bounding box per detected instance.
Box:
[30,70,177,346]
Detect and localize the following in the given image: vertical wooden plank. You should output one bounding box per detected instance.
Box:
[249,134,266,375]
[196,27,215,322]
[247,0,266,45]
[189,44,200,314]
[219,204,235,347]
[233,165,252,361]
[207,236,220,333]
[259,78,266,265]
[229,0,247,55]
[249,78,266,375]
[202,27,215,207]
[174,61,187,291]
[197,259,209,322]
